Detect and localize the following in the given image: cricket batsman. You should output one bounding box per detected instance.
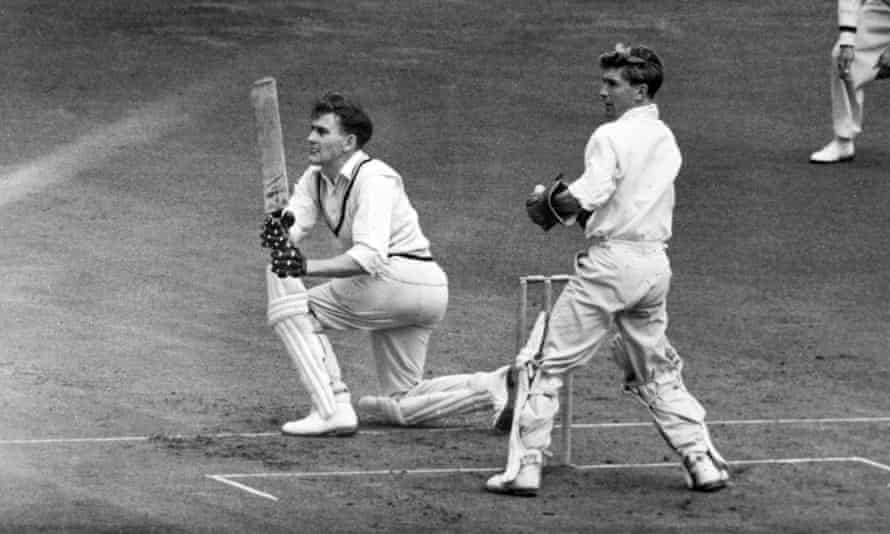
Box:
[260,92,510,436]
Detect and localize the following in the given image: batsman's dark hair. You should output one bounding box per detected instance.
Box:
[311,91,373,148]
[599,44,663,98]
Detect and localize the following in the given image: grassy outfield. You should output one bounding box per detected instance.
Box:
[1,1,888,532]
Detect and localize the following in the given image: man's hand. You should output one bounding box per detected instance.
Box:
[876,46,890,80]
[270,244,307,278]
[838,45,855,80]
[260,209,295,249]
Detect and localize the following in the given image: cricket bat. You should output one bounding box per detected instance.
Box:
[250,77,290,214]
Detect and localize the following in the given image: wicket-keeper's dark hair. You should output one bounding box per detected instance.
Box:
[599,44,663,98]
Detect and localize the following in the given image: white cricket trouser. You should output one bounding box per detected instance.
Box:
[308,256,449,396]
[273,256,499,424]
[830,0,890,139]
[515,241,719,460]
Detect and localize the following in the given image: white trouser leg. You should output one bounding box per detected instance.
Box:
[609,335,727,467]
[359,368,505,425]
[267,268,344,419]
[623,368,727,468]
[359,312,549,428]
[830,1,890,139]
[830,42,866,139]
[307,261,448,397]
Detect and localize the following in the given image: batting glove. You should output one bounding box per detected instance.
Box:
[260,210,295,249]
[270,244,307,278]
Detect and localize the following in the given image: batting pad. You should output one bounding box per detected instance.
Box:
[503,367,561,481]
[266,268,337,419]
[267,270,309,324]
[515,311,548,366]
[503,364,532,482]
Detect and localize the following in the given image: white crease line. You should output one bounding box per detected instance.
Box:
[0,436,149,445]
[571,416,890,430]
[854,457,890,472]
[730,457,862,466]
[218,457,875,478]
[206,475,278,502]
[706,416,890,426]
[2,416,889,445]
[218,466,502,480]
[0,433,276,445]
[210,455,890,485]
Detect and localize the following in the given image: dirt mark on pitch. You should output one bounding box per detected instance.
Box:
[0,95,194,208]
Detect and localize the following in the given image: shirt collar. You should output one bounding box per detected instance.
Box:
[318,150,369,185]
[618,103,659,121]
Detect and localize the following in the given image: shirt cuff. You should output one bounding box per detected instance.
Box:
[346,243,385,275]
[839,28,857,47]
[566,180,598,212]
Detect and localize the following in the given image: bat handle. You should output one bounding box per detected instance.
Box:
[279,210,295,230]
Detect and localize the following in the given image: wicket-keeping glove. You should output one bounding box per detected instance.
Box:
[525,174,569,231]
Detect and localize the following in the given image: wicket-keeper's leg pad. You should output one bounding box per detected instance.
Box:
[363,370,501,425]
[502,367,561,482]
[623,373,728,469]
[612,337,728,468]
[266,268,339,419]
[516,311,549,366]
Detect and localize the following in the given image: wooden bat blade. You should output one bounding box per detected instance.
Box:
[250,77,289,214]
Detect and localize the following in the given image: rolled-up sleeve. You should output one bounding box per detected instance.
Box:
[285,168,320,244]
[567,130,619,211]
[345,174,396,275]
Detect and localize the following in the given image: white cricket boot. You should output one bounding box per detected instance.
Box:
[683,452,730,492]
[281,402,358,437]
[484,450,543,497]
[809,138,854,164]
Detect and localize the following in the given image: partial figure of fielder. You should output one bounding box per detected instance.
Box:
[260,92,510,436]
[485,44,731,496]
[810,0,890,163]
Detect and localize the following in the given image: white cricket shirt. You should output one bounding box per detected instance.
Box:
[567,104,681,244]
[285,150,432,275]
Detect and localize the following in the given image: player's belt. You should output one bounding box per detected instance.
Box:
[589,236,667,251]
[388,252,435,262]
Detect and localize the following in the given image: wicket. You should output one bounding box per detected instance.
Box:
[516,274,574,466]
